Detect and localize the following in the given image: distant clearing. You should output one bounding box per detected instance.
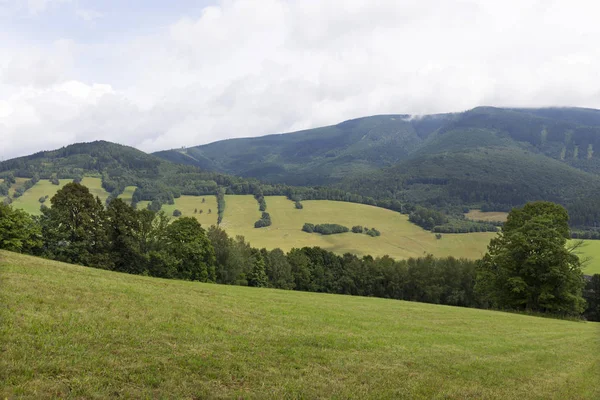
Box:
[158,195,218,227]
[575,240,600,275]
[10,179,71,215]
[80,177,109,204]
[117,186,137,205]
[222,196,495,260]
[465,209,509,222]
[1,251,598,399]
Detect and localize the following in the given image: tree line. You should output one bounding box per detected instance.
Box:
[0,184,597,321]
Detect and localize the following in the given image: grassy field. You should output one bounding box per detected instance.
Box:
[10,179,71,215]
[0,251,598,399]
[117,186,137,205]
[80,177,110,204]
[576,240,600,275]
[221,196,496,260]
[465,210,509,222]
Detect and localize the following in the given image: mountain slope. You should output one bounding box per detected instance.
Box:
[155,114,452,185]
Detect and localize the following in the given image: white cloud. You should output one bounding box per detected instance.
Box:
[75,8,102,22]
[3,0,600,160]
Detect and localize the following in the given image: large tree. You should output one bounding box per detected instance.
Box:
[476,201,586,315]
[0,203,42,253]
[40,182,110,268]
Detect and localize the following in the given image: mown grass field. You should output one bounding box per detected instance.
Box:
[0,251,598,399]
[80,177,110,204]
[117,185,137,205]
[10,179,71,215]
[575,240,600,275]
[222,196,496,260]
[465,210,509,222]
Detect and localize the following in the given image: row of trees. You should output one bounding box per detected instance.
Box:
[0,187,597,320]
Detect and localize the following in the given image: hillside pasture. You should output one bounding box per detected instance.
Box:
[159,195,218,227]
[8,177,29,198]
[80,177,110,204]
[465,209,509,222]
[575,240,600,275]
[222,196,496,260]
[1,251,598,399]
[117,186,137,205]
[10,179,71,215]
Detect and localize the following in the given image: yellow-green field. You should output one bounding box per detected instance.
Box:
[117,186,137,205]
[575,240,600,275]
[10,179,71,215]
[1,251,598,399]
[80,177,109,204]
[465,209,509,222]
[157,195,218,226]
[222,196,496,260]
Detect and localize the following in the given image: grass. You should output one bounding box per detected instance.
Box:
[221,196,495,260]
[10,179,71,215]
[7,177,29,198]
[136,196,218,227]
[465,210,509,222]
[117,186,137,205]
[0,251,598,399]
[575,240,600,275]
[80,177,110,204]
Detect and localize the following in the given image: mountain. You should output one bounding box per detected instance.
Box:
[154,107,600,184]
[153,114,453,186]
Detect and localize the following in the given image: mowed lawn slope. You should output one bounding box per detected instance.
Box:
[0,251,598,399]
[222,196,496,260]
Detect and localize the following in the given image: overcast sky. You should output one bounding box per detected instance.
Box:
[1,0,600,159]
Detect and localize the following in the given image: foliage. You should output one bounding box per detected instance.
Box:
[254,212,272,228]
[582,275,600,321]
[476,202,586,315]
[173,209,182,217]
[0,203,42,253]
[409,206,447,230]
[303,223,349,235]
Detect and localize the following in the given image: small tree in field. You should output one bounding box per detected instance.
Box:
[476,201,586,316]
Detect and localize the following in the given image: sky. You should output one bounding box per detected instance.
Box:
[1,0,600,160]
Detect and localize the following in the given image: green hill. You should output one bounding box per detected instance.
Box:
[155,107,600,227]
[1,250,598,399]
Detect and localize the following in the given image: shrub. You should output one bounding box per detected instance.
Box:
[295,201,303,209]
[173,209,182,217]
[352,225,364,234]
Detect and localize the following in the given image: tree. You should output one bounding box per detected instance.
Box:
[105,198,146,274]
[0,203,42,253]
[476,201,586,316]
[248,249,268,287]
[40,182,110,268]
[164,217,216,282]
[583,275,600,321]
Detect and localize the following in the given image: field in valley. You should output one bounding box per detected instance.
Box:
[222,196,496,260]
[465,209,509,222]
[5,179,600,273]
[9,179,72,215]
[1,250,598,399]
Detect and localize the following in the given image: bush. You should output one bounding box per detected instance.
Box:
[435,233,443,240]
[302,223,315,233]
[173,209,182,217]
[352,225,364,234]
[295,201,303,209]
[254,212,272,228]
[303,223,349,235]
[365,228,381,237]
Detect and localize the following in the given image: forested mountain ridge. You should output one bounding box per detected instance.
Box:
[154,107,600,183]
[154,113,453,186]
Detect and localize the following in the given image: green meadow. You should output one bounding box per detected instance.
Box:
[222,195,496,260]
[575,240,600,275]
[10,179,72,215]
[80,177,110,204]
[117,185,137,205]
[0,251,598,399]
